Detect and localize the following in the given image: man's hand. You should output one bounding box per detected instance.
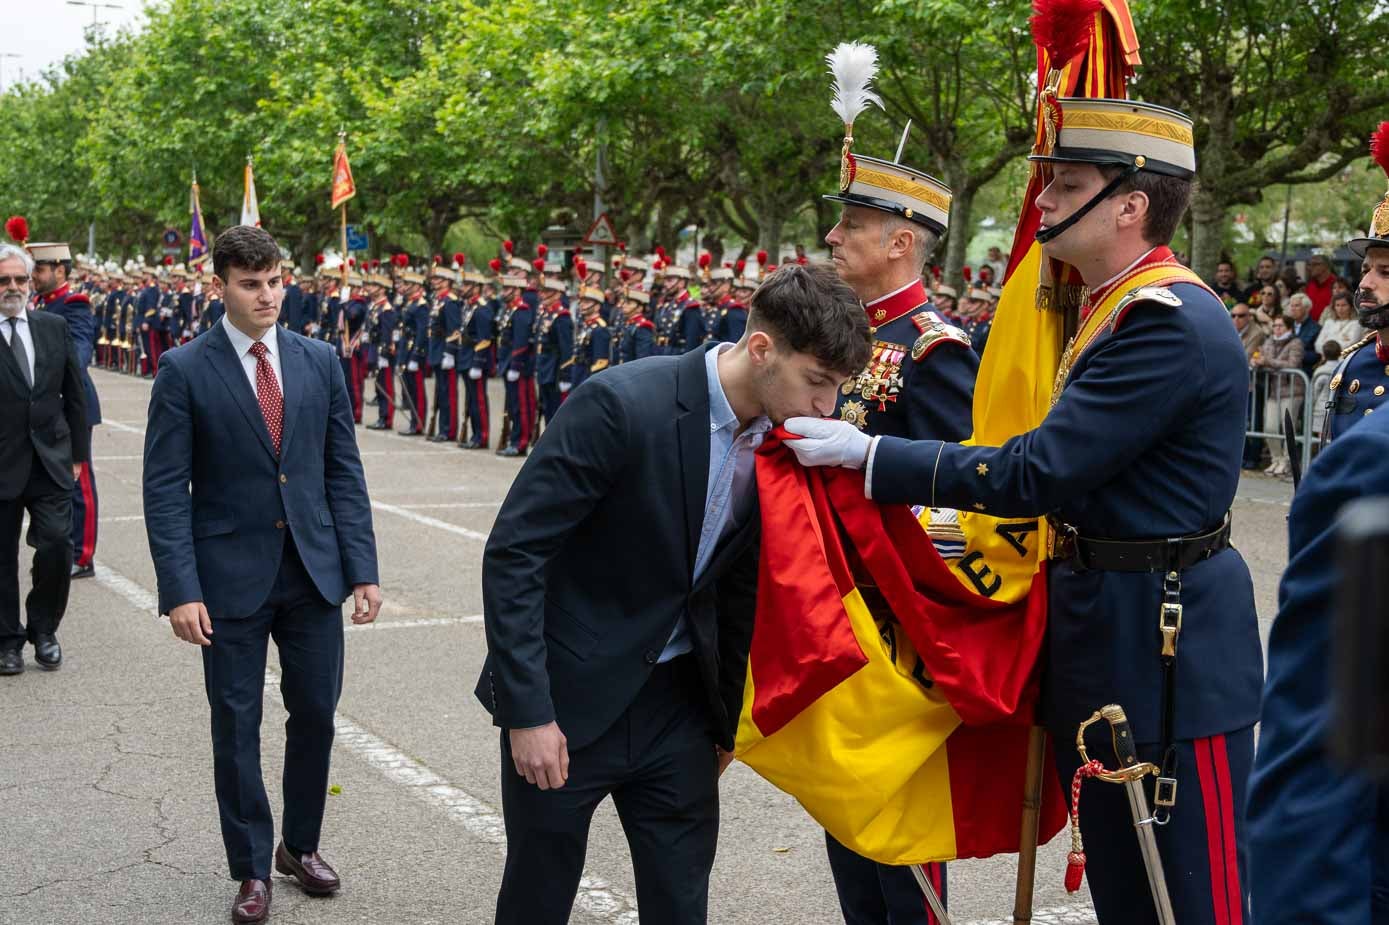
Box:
[169,601,213,646]
[407,360,419,372]
[71,463,82,481]
[716,745,735,777]
[510,721,569,790]
[782,417,873,469]
[351,584,382,625]
[468,367,483,380]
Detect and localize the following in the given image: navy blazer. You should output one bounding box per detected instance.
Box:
[142,320,379,618]
[1247,408,1389,924]
[41,287,102,426]
[476,343,759,751]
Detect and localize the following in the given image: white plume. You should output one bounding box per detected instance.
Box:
[827,41,884,126]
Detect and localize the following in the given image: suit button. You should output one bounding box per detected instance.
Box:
[644,650,658,665]
[275,520,285,529]
[279,473,287,484]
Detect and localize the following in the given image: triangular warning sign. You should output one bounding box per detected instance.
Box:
[583,212,619,246]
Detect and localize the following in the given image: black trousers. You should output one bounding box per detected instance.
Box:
[0,453,73,652]
[200,539,343,881]
[496,656,719,925]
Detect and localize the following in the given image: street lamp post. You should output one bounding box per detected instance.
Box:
[66,1,124,30]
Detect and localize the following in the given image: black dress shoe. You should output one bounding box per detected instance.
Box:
[0,650,22,676]
[497,446,525,458]
[462,440,486,450]
[274,841,341,895]
[33,635,61,671]
[428,433,450,443]
[397,429,424,437]
[71,562,95,579]
[366,421,391,430]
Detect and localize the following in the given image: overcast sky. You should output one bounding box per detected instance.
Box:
[3,2,147,91]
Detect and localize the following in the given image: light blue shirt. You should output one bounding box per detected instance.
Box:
[658,344,771,662]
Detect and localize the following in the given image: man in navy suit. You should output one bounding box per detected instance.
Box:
[142,225,381,925]
[478,263,872,924]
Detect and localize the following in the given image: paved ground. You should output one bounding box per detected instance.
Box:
[0,366,1293,924]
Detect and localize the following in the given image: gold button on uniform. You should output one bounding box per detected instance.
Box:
[1350,379,1361,394]
[279,473,287,484]
[275,520,285,529]
[1376,385,1386,396]
[1330,373,1343,390]
[1366,408,1375,417]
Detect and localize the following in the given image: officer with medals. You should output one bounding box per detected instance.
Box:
[614,287,656,364]
[571,282,611,389]
[459,270,494,449]
[1321,124,1389,441]
[813,63,975,923]
[496,269,537,457]
[787,97,1263,925]
[533,276,574,431]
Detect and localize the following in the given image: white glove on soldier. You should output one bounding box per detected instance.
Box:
[468,367,483,380]
[377,356,390,370]
[506,369,520,383]
[558,381,572,394]
[782,417,873,470]
[441,353,456,370]
[407,360,419,372]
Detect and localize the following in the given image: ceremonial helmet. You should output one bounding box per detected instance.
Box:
[1347,122,1389,259]
[820,42,951,237]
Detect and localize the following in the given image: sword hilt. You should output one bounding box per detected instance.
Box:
[1075,704,1160,785]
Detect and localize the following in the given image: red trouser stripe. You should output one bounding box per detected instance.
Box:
[1195,736,1243,925]
[444,370,458,438]
[76,462,97,566]
[414,369,427,432]
[475,378,489,443]
[517,377,534,450]
[383,367,395,428]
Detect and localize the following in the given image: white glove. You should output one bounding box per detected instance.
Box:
[468,368,483,380]
[782,417,873,469]
[377,356,390,370]
[407,360,419,372]
[506,369,520,383]
[441,354,456,370]
[558,381,572,394]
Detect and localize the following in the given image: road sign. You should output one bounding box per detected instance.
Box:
[583,212,619,247]
[346,224,369,252]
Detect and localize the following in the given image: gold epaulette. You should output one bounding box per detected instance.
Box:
[446,331,463,343]
[96,334,109,345]
[1114,285,1183,314]
[560,358,575,369]
[910,318,972,361]
[474,339,492,350]
[590,359,609,372]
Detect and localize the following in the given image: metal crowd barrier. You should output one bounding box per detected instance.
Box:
[1244,366,1316,475]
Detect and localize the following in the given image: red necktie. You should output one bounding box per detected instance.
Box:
[249,341,283,454]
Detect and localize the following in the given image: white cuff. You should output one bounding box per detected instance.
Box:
[864,436,882,500]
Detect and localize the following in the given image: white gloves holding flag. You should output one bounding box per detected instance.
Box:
[377,355,389,370]
[468,368,483,380]
[506,369,520,383]
[441,354,456,370]
[782,417,874,470]
[407,360,419,372]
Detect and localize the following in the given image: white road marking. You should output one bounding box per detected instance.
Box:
[370,500,490,542]
[92,454,145,461]
[102,514,146,523]
[395,501,500,510]
[93,561,638,924]
[346,615,483,633]
[964,906,1095,925]
[104,419,146,435]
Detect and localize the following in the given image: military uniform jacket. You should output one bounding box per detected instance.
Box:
[868,248,1264,745]
[713,297,748,344]
[534,305,574,386]
[319,291,343,347]
[139,285,162,331]
[367,299,396,364]
[572,317,610,390]
[833,278,977,442]
[497,298,535,377]
[344,297,369,355]
[38,284,102,426]
[675,293,706,353]
[617,315,655,365]
[1323,330,1389,441]
[427,293,460,367]
[461,296,494,374]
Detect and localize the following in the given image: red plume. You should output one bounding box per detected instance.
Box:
[5,215,29,245]
[617,240,627,252]
[963,265,973,281]
[612,255,624,268]
[393,253,409,268]
[654,258,665,271]
[1030,0,1102,69]
[163,255,174,266]
[532,258,546,272]
[432,255,442,265]
[698,252,711,269]
[315,253,325,266]
[576,263,588,281]
[756,249,768,266]
[619,269,632,283]
[536,244,548,259]
[655,245,667,259]
[370,259,380,270]
[453,252,466,267]
[735,259,746,274]
[503,240,514,255]
[348,258,356,267]
[1371,121,1389,177]
[488,258,502,273]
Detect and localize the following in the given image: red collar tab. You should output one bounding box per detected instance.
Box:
[864,279,928,327]
[40,283,71,305]
[1084,246,1177,314]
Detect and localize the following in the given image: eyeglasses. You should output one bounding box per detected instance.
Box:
[0,275,30,287]
[1231,312,1250,318]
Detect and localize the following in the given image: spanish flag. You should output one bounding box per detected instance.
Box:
[734,434,1067,865]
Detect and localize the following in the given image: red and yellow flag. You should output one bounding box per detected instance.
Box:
[734,435,1067,865]
[331,140,356,210]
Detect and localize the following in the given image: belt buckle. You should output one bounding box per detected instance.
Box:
[1159,598,1182,658]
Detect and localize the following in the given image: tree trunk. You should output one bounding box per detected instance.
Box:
[759,203,784,262]
[1188,185,1227,282]
[941,181,976,292]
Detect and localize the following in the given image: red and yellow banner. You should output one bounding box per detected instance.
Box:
[734,436,1066,865]
[331,141,356,210]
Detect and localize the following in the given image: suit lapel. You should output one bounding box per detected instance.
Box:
[206,322,278,460]
[675,345,715,577]
[277,332,303,454]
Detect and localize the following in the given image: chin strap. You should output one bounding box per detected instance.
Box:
[1035,165,1141,245]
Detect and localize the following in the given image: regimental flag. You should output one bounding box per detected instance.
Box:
[735,435,1067,865]
[188,177,208,261]
[240,157,261,228]
[331,140,356,210]
[934,0,1143,607]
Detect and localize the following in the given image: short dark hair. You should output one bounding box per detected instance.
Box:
[1101,165,1192,245]
[213,225,281,280]
[747,263,872,376]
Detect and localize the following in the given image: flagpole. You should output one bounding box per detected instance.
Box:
[1012,726,1048,925]
[338,131,349,283]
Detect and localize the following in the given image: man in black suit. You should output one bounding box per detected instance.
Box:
[477,263,872,924]
[0,244,88,675]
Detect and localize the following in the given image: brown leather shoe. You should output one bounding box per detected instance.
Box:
[232,879,270,924]
[274,841,340,895]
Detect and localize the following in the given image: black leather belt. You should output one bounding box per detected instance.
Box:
[1063,517,1232,573]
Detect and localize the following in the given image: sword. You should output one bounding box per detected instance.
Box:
[1075,705,1176,925]
[1282,408,1302,487]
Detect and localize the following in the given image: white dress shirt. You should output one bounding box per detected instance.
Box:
[0,310,36,384]
[221,315,282,396]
